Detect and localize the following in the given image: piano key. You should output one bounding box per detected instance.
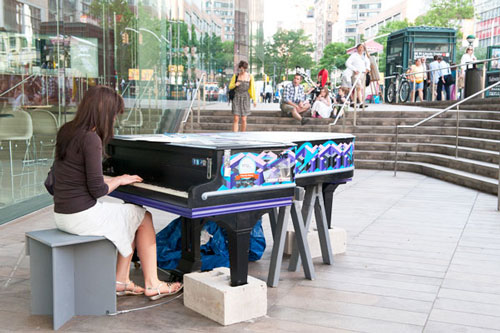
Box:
[130,182,189,199]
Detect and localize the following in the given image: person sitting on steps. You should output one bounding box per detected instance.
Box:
[280,74,311,125]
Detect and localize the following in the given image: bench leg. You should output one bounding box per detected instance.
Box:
[73,240,116,315]
[29,239,54,316]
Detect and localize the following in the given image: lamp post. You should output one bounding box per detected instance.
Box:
[466,35,475,47]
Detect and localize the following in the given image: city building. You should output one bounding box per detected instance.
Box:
[249,0,265,74]
[204,0,234,41]
[344,0,382,43]
[475,0,500,48]
[314,0,339,61]
[184,1,225,41]
[358,0,432,40]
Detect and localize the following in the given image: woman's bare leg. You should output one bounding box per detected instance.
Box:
[241,116,247,132]
[135,211,182,295]
[232,115,240,132]
[116,241,144,292]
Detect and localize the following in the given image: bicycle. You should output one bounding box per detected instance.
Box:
[386,65,411,103]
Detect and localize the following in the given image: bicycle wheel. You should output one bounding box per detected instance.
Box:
[399,80,411,103]
[386,83,396,103]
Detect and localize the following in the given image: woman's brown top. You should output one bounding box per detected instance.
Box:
[53,130,109,214]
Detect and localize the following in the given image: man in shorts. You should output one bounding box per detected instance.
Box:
[280,74,311,125]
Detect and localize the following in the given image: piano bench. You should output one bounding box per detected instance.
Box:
[25,229,117,330]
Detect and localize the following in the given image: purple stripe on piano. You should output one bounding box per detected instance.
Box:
[108,191,293,218]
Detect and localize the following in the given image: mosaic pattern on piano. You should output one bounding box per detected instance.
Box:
[219,150,295,190]
[291,140,354,176]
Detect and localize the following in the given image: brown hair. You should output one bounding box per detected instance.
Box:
[56,85,124,160]
[238,60,249,69]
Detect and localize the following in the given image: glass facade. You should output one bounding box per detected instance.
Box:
[0,0,244,224]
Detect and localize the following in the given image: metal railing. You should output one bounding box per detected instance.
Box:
[328,74,363,131]
[393,79,500,211]
[179,73,206,133]
[0,74,37,98]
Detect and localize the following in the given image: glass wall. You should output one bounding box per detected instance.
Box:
[0,0,238,224]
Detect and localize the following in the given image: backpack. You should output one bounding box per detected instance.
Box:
[228,74,239,101]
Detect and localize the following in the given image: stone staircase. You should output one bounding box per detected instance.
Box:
[184,106,500,195]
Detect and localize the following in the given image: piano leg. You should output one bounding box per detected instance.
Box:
[177,217,204,274]
[215,211,262,287]
[322,183,341,229]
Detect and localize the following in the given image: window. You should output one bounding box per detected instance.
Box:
[346,28,356,33]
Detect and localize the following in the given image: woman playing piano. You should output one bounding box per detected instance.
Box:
[52,86,182,300]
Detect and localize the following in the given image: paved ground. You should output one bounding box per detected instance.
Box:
[1,169,500,332]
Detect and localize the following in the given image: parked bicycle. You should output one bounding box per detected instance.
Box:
[386,65,411,104]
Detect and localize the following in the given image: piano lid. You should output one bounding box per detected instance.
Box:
[112,133,295,150]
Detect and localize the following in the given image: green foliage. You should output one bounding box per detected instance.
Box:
[414,0,475,29]
[316,41,355,72]
[264,29,314,83]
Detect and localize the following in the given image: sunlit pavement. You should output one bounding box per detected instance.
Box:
[1,169,500,331]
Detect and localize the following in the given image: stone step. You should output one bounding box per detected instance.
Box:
[355,142,499,164]
[199,109,500,120]
[356,150,498,179]
[193,114,500,129]
[356,159,498,195]
[193,122,500,139]
[353,134,500,150]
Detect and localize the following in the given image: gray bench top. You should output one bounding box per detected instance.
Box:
[26,229,107,248]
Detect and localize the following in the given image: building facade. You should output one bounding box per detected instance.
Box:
[204,0,234,41]
[314,0,339,61]
[475,0,500,48]
[344,0,382,43]
[358,0,431,40]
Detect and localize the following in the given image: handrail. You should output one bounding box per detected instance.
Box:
[120,82,132,97]
[123,75,155,122]
[0,74,37,98]
[179,72,206,133]
[329,74,362,128]
[393,79,500,211]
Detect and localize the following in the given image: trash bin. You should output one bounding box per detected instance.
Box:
[464,67,483,98]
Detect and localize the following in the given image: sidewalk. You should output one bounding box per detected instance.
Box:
[1,170,499,332]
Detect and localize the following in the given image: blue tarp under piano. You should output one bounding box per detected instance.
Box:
[156,218,266,271]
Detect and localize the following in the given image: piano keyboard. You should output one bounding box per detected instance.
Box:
[130,182,189,199]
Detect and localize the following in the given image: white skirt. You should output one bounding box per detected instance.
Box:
[54,201,146,257]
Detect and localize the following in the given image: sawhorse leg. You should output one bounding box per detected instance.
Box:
[268,188,315,287]
[289,183,333,272]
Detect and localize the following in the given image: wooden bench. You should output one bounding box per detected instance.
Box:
[25,229,117,330]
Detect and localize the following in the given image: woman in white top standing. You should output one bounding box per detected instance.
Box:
[343,44,371,106]
[459,46,477,97]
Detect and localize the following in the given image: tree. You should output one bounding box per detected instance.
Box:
[264,29,314,83]
[316,41,355,72]
[414,0,474,29]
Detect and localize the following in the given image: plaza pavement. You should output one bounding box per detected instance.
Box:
[1,169,499,332]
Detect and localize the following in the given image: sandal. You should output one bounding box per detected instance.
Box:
[146,282,183,301]
[116,280,144,296]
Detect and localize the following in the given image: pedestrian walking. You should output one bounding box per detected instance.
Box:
[228,60,256,132]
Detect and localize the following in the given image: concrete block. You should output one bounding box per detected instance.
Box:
[183,267,267,326]
[283,228,346,256]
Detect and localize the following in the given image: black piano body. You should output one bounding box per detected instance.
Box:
[104,134,297,286]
